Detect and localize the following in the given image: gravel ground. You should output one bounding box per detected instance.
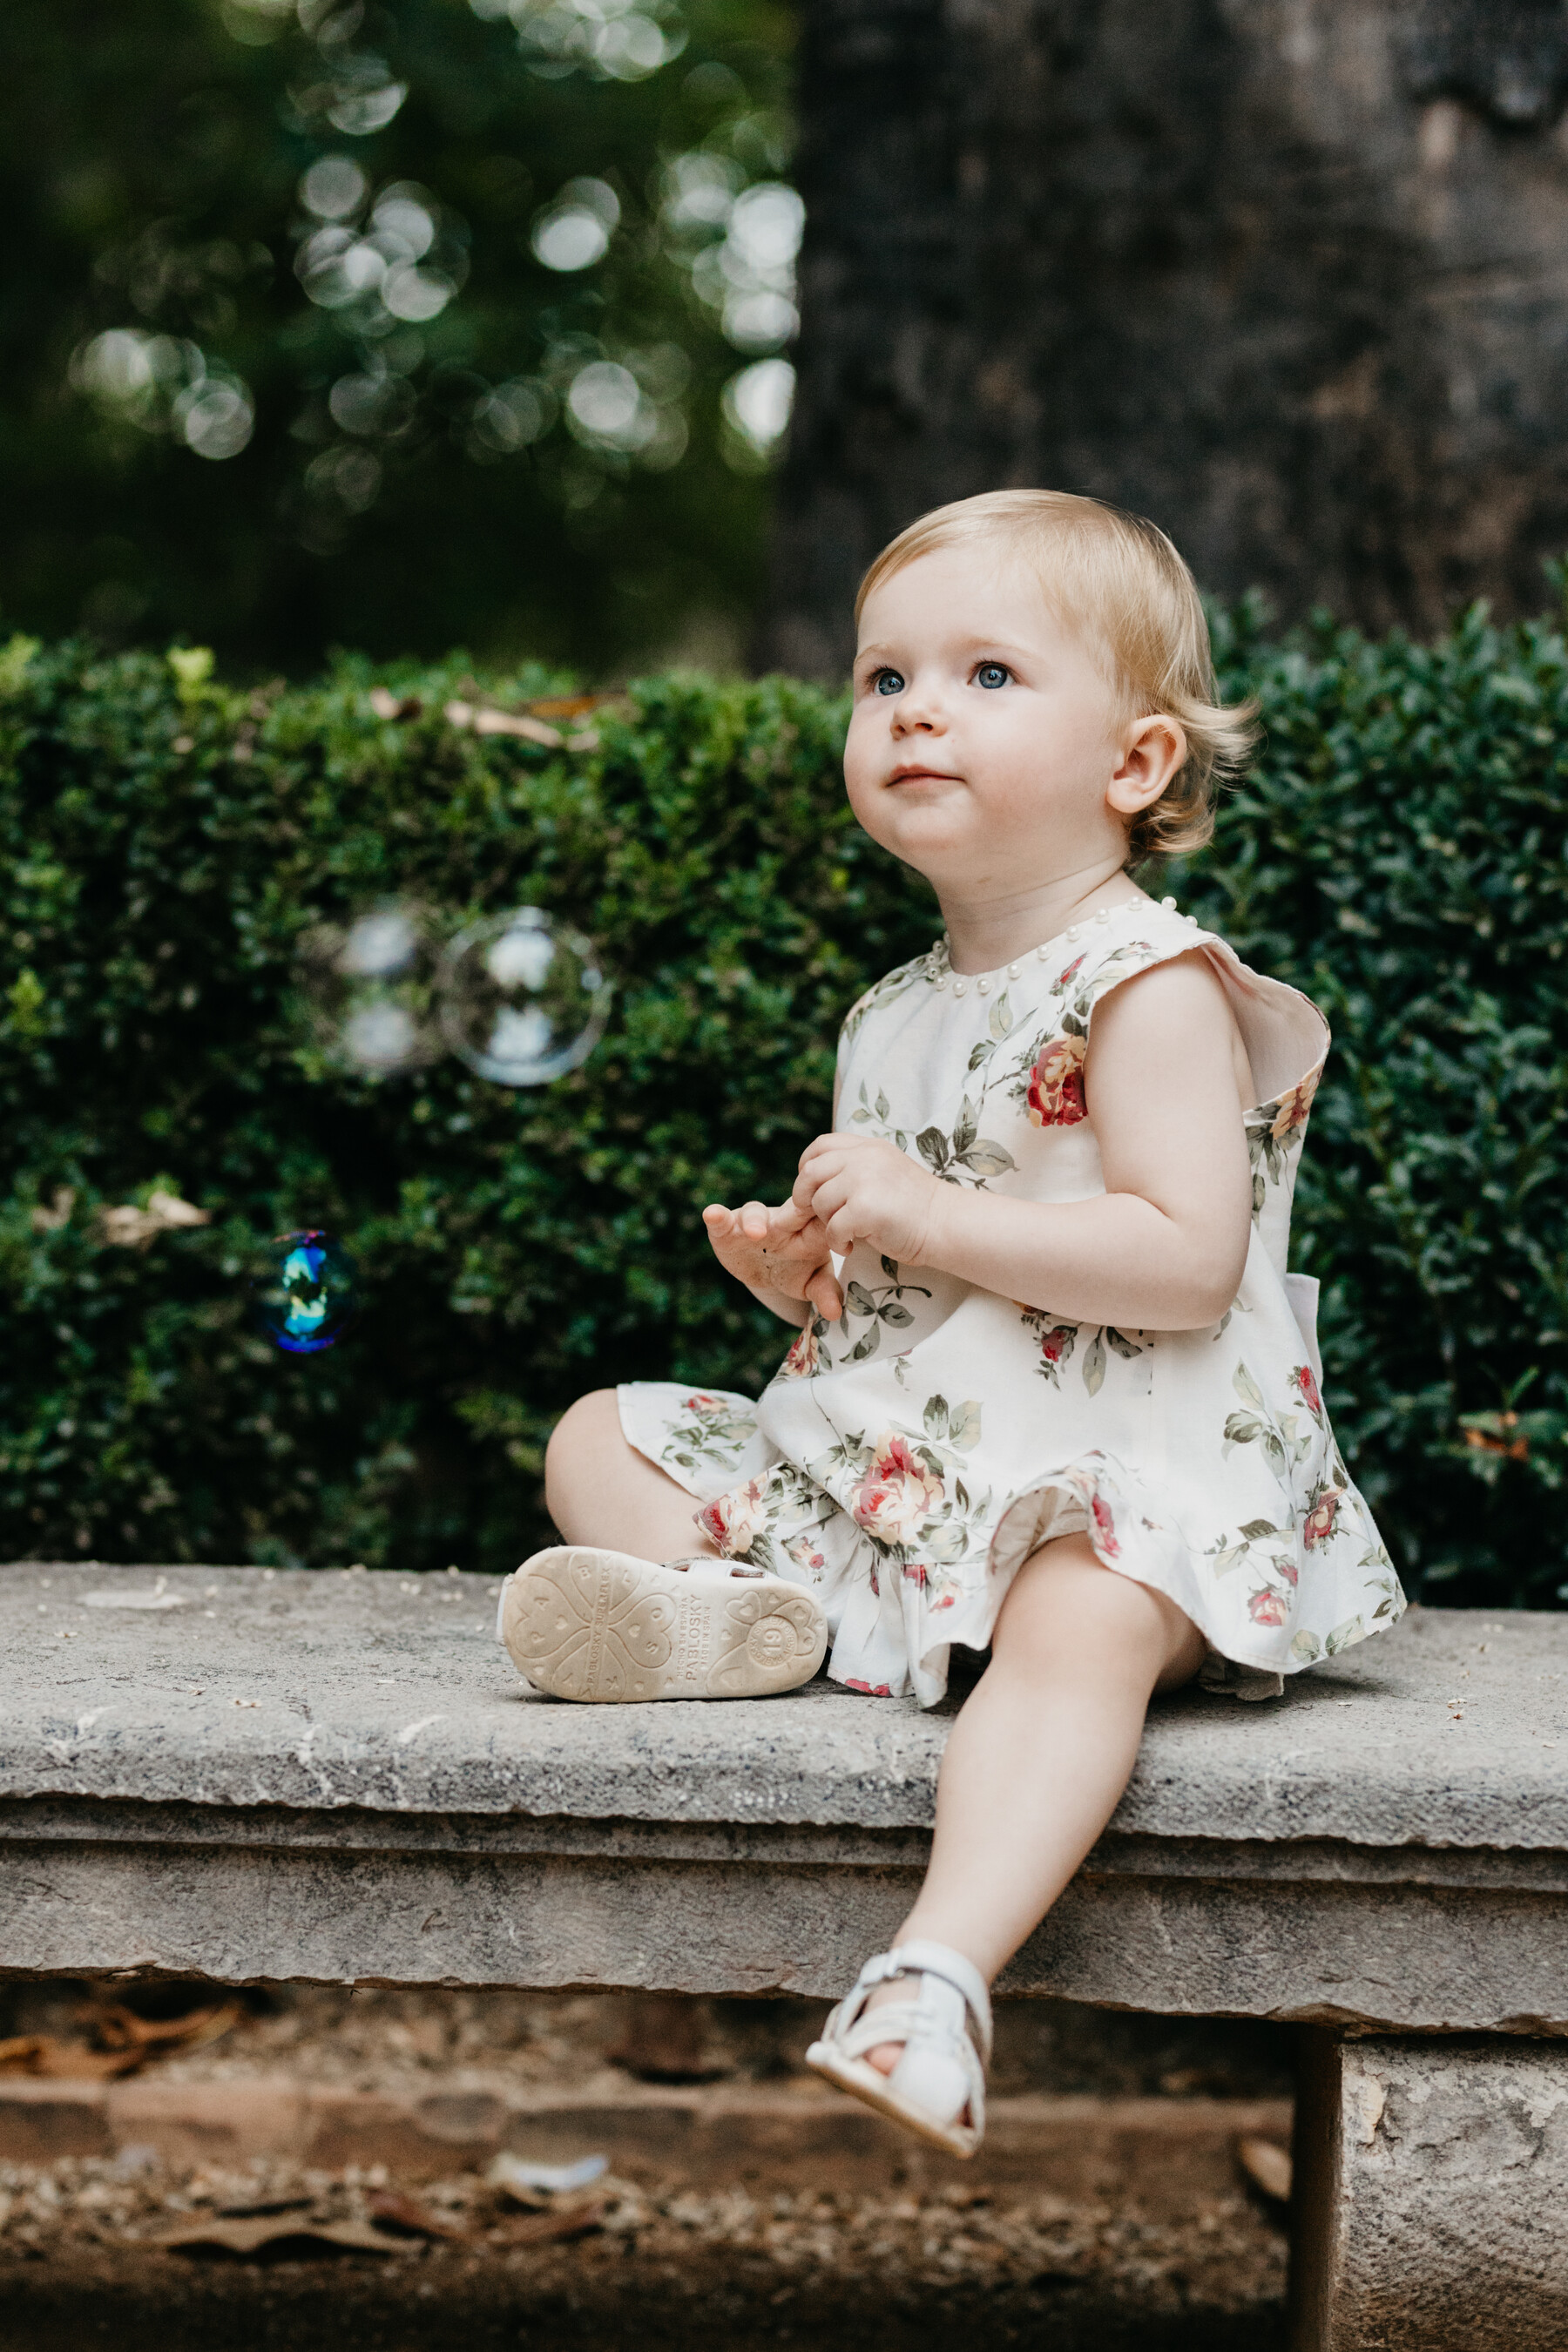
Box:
[0,2146,1288,2351]
[0,1984,1292,2348]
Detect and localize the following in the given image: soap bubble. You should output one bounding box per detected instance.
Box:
[437,907,611,1085]
[255,1230,360,1355]
[299,904,441,1075]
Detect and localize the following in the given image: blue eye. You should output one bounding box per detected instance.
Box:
[874,669,905,696]
[976,663,1010,689]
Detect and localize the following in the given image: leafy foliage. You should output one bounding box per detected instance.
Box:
[3,605,1567,1604]
[0,0,794,673]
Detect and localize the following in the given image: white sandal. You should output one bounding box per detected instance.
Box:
[804,1940,991,2159]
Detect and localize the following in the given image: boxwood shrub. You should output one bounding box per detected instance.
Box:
[2,603,1565,1605]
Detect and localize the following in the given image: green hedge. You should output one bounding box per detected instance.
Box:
[2,607,1566,1605]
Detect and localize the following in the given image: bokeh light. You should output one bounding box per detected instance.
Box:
[722,356,795,463]
[438,907,611,1085]
[301,904,442,1074]
[255,1230,360,1355]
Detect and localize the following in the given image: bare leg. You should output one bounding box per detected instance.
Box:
[863,1533,1206,2068]
[543,1389,719,1563]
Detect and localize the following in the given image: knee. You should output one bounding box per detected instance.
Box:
[993,1549,1171,1686]
[544,1389,620,1523]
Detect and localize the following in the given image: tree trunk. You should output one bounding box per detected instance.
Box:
[765,0,1568,676]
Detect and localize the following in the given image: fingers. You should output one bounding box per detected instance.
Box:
[804,1261,843,1321]
[702,1203,734,1233]
[824,1208,856,1254]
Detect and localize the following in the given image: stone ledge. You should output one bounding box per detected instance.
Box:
[2,1566,1564,1848]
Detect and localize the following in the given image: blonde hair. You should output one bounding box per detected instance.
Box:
[855,490,1258,863]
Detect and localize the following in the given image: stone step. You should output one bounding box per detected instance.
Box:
[0,2074,1289,2207]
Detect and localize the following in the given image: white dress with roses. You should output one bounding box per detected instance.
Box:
[618,896,1404,1707]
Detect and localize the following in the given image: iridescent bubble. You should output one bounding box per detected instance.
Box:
[255,1230,360,1355]
[300,904,441,1075]
[437,907,611,1085]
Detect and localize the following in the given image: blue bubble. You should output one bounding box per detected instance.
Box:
[256,1230,360,1355]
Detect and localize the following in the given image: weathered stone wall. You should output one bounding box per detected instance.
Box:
[767,0,1568,676]
[1291,2031,1568,2350]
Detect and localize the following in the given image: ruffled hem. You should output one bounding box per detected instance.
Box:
[612,1382,1336,1708]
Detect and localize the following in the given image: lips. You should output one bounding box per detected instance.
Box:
[887,765,960,784]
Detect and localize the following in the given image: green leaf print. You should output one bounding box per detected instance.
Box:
[1323,1616,1366,1655]
[1239,1517,1290,1540]
[1233,1362,1266,1410]
[1291,1631,1322,1664]
[948,1400,983,1450]
[958,1139,1017,1178]
[989,994,1015,1040]
[846,1324,881,1362]
[845,1280,877,1315]
[881,1255,899,1279]
[916,1126,950,1173]
[923,1394,950,1438]
[1084,1331,1107,1396]
[953,1098,978,1155]
[881,1300,914,1327]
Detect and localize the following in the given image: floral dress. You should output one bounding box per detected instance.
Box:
[618,896,1404,1707]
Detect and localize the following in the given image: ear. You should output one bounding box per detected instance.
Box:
[1106,714,1186,818]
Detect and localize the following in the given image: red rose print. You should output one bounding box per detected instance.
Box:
[1269,1066,1321,1143]
[902,1561,929,1586]
[1291,1364,1321,1416]
[1057,954,1087,986]
[844,1678,894,1698]
[1026,1033,1088,1129]
[695,1474,768,1557]
[781,1321,821,1380]
[1248,1589,1288,1626]
[1089,1491,1121,1559]
[1303,1489,1342,1550]
[850,1433,944,1544]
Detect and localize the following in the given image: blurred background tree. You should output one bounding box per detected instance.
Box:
[1,0,798,675]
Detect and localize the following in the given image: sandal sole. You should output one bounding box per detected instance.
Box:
[804,2039,980,2159]
[501,1547,828,1703]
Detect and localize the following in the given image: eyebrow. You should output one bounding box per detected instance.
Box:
[855,635,1038,663]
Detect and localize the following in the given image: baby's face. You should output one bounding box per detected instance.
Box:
[844,542,1131,900]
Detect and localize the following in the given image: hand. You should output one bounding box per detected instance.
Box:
[701,1195,844,1321]
[793,1133,943,1265]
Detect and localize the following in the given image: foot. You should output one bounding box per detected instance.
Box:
[803,1941,991,2158]
[498,1546,828,1702]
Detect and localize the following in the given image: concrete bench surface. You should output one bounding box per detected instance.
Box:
[2,1562,1564,1842]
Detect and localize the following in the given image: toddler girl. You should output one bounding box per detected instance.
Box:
[499,490,1404,2157]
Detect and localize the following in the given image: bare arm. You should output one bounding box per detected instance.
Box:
[794,955,1254,1332]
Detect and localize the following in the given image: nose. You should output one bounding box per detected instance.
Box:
[890,678,946,736]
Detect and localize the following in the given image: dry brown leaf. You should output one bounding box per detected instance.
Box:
[0,2033,143,2081]
[153,2214,411,2257]
[99,1193,211,1250]
[30,1187,75,1233]
[366,2189,470,2243]
[86,1998,243,2056]
[1236,2134,1293,2203]
[489,2197,605,2248]
[525,694,600,719]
